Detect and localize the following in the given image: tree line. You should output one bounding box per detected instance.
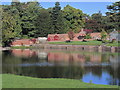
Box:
[1,1,120,46]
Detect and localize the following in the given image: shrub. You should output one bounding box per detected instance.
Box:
[68,30,75,40]
[101,29,107,41]
[65,40,71,43]
[102,40,110,43]
[85,34,91,39]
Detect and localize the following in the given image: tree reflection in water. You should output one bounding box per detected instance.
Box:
[2,49,120,85]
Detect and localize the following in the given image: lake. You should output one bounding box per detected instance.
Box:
[2,49,120,86]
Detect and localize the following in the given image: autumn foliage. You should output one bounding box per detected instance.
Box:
[68,30,75,40]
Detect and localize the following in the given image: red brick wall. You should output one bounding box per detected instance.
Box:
[11,39,36,46]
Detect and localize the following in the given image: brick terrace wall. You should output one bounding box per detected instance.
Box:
[33,44,120,53]
[11,39,36,46]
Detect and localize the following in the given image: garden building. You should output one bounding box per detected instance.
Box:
[109,30,120,41]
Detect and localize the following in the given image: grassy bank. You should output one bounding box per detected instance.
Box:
[2,74,118,88]
[106,42,119,47]
[49,41,102,46]
[11,46,34,49]
[49,41,119,47]
[10,41,119,49]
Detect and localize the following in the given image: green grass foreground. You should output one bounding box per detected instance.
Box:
[2,74,118,88]
[49,41,119,47]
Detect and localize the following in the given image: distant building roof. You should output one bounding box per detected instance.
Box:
[109,29,118,35]
[83,29,93,33]
[90,33,101,39]
[78,29,86,36]
[109,29,120,41]
[48,34,69,41]
[47,31,101,41]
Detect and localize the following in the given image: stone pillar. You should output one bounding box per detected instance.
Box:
[111,46,116,53]
[98,46,102,52]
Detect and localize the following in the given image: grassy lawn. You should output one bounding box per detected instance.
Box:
[106,42,120,47]
[10,41,119,49]
[49,41,120,47]
[49,41,103,46]
[2,74,118,88]
[11,46,34,49]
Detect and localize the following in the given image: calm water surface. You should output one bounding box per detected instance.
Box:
[2,49,120,85]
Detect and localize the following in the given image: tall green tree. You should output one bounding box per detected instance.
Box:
[50,2,67,34]
[100,16,113,33]
[11,1,42,38]
[63,5,85,32]
[91,11,103,32]
[3,1,22,38]
[2,12,20,46]
[85,19,99,32]
[106,1,120,31]
[0,5,2,45]
[35,9,53,37]
[20,2,41,38]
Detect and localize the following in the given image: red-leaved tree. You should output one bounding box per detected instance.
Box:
[68,30,75,40]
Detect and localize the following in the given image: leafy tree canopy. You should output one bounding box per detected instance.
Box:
[63,5,85,32]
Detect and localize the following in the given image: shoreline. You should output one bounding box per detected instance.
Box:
[0,47,11,51]
[1,44,120,52]
[37,44,120,52]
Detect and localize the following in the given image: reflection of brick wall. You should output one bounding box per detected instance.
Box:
[90,54,101,63]
[48,52,85,63]
[12,49,36,57]
[75,54,85,62]
[48,52,102,63]
[11,39,36,46]
[48,52,69,61]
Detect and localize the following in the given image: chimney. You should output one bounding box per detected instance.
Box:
[81,28,84,32]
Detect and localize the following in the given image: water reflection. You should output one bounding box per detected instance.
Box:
[12,49,37,57]
[2,49,120,85]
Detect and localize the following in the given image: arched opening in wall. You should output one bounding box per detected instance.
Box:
[77,36,85,40]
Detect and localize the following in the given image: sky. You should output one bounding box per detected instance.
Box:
[1,0,119,2]
[40,2,113,16]
[1,1,118,16]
